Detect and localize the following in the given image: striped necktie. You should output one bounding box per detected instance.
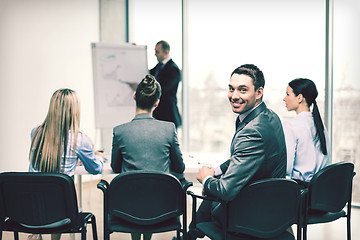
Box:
[235,116,240,130]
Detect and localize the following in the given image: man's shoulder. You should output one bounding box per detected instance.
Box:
[114,118,175,131]
[258,107,281,123]
[243,107,282,135]
[165,59,180,70]
[153,119,176,130]
[113,121,134,133]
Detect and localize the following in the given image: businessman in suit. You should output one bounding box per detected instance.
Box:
[185,64,287,240]
[150,40,182,128]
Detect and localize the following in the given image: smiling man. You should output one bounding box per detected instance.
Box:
[187,64,287,240]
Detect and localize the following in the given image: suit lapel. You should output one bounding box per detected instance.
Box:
[238,102,267,130]
[158,59,172,76]
[231,102,267,150]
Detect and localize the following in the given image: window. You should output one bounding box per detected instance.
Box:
[129,0,182,71]
[187,0,325,152]
[129,0,360,203]
[333,0,360,203]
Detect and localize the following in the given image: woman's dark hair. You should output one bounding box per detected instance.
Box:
[289,78,327,155]
[135,74,162,110]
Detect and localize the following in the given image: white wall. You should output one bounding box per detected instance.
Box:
[0,0,99,172]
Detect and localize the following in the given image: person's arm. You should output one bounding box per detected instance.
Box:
[111,128,124,173]
[203,128,265,202]
[29,127,38,171]
[169,125,185,173]
[219,159,231,174]
[77,135,104,174]
[283,121,296,177]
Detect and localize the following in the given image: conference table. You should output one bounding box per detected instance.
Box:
[74,152,228,208]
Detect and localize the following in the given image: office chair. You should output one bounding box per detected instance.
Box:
[97,170,193,240]
[188,178,302,240]
[301,162,355,240]
[0,172,97,240]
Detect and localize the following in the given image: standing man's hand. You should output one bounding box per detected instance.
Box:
[127,82,138,91]
[197,166,215,183]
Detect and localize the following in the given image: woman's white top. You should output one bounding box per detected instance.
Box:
[283,111,331,182]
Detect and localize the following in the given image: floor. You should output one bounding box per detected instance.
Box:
[2,174,360,240]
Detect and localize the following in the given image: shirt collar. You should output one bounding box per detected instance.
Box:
[238,101,263,122]
[161,57,171,65]
[133,113,153,120]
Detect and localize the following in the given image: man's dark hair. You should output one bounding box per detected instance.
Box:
[231,64,265,90]
[157,40,170,52]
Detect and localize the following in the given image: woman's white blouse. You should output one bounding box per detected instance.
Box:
[283,111,331,182]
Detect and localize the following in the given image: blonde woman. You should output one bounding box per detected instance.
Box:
[28,88,104,240]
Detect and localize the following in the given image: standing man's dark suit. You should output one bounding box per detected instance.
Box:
[150,59,181,128]
[111,113,185,174]
[150,40,182,128]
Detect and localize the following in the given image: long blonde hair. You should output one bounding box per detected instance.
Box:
[29,88,80,173]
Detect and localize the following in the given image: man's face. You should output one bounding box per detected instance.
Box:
[155,44,166,62]
[228,73,262,114]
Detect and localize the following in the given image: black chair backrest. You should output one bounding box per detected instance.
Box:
[308,162,354,212]
[0,172,79,229]
[227,178,301,239]
[108,170,184,225]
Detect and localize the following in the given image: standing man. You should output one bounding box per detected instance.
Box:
[187,64,287,239]
[150,40,182,128]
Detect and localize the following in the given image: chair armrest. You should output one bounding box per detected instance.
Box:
[180,178,193,191]
[97,179,109,193]
[96,179,109,240]
[301,188,308,194]
[187,190,227,238]
[299,188,309,228]
[78,212,95,225]
[300,188,309,205]
[187,190,224,203]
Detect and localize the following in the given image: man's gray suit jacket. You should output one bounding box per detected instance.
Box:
[111,113,185,174]
[204,102,287,201]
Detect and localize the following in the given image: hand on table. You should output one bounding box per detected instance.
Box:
[95,149,106,160]
[196,165,215,184]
